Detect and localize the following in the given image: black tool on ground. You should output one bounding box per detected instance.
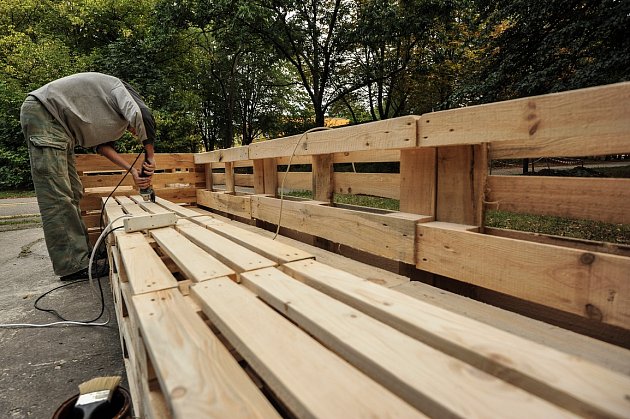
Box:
[138,155,155,202]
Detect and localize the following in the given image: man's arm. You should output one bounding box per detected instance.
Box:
[96,143,153,188]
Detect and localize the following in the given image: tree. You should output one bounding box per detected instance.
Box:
[462,0,630,103]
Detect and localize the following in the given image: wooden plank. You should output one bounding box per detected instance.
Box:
[334,172,400,199]
[150,227,235,282]
[333,149,401,164]
[81,172,202,189]
[263,158,278,196]
[132,288,279,418]
[399,148,436,214]
[116,233,178,295]
[190,278,424,419]
[202,221,314,264]
[281,259,630,418]
[416,222,630,328]
[278,171,311,192]
[250,116,419,159]
[176,220,276,274]
[153,197,217,225]
[251,196,428,263]
[76,153,195,172]
[193,146,249,164]
[311,154,334,202]
[196,190,252,219]
[436,145,486,226]
[81,187,197,211]
[241,267,574,418]
[419,82,630,159]
[486,175,630,224]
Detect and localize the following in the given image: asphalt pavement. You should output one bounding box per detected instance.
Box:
[0,198,126,418]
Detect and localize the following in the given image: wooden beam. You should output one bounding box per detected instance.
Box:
[263,158,278,196]
[419,82,630,159]
[81,172,202,189]
[486,175,630,224]
[190,278,425,418]
[280,259,630,419]
[204,163,212,191]
[399,148,436,215]
[251,196,429,263]
[252,159,265,194]
[241,267,573,418]
[249,116,419,159]
[132,289,279,418]
[436,144,486,226]
[224,161,235,193]
[416,222,630,329]
[311,154,334,203]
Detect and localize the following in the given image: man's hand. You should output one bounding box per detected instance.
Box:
[130,167,152,188]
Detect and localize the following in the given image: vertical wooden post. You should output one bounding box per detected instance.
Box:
[253,159,265,194]
[435,144,487,226]
[205,163,213,191]
[399,148,436,216]
[225,162,235,194]
[312,154,334,203]
[263,158,278,197]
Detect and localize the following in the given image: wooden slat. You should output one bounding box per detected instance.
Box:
[193,146,249,164]
[334,172,400,199]
[277,172,311,192]
[333,149,401,164]
[116,233,178,295]
[76,153,195,172]
[251,196,429,263]
[224,162,235,193]
[150,227,235,282]
[281,259,630,418]
[417,82,630,158]
[201,221,314,265]
[252,159,265,194]
[81,172,202,189]
[176,220,276,274]
[249,116,419,159]
[399,148,436,214]
[416,222,630,328]
[196,190,252,219]
[241,267,575,418]
[81,187,197,211]
[153,197,217,225]
[132,288,279,418]
[486,175,630,224]
[190,278,425,419]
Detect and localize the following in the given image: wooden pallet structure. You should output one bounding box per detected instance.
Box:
[77,82,630,418]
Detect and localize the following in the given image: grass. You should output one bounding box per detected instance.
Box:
[284,190,399,211]
[485,210,630,245]
[284,190,629,244]
[0,190,36,199]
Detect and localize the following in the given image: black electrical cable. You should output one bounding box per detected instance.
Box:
[33,226,124,323]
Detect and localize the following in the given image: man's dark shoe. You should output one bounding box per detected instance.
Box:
[59,258,109,281]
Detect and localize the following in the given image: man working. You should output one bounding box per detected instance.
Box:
[20,72,156,281]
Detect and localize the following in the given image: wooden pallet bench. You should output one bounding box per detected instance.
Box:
[103,196,630,418]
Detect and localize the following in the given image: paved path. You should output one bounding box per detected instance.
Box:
[0,222,126,418]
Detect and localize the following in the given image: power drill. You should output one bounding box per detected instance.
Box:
[139,155,155,202]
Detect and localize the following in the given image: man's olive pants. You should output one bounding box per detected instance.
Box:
[20,97,90,277]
